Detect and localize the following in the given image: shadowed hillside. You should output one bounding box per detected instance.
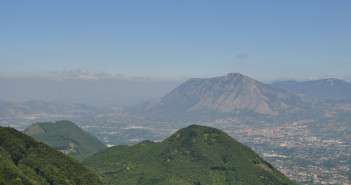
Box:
[24,120,107,161]
[0,126,102,185]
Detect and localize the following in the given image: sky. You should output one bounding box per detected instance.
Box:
[1,0,351,82]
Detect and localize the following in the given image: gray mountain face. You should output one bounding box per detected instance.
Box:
[271,78,351,100]
[0,100,98,117]
[144,73,311,119]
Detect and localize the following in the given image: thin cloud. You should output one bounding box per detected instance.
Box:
[50,69,111,81]
[237,53,249,59]
[48,69,185,82]
[308,76,345,81]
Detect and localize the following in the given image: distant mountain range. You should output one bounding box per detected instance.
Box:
[84,124,295,185]
[24,120,107,161]
[0,76,181,106]
[271,78,351,100]
[1,73,349,184]
[2,75,350,123]
[0,126,102,185]
[3,73,350,125]
[140,73,313,120]
[0,100,100,117]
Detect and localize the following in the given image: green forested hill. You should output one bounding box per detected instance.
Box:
[84,125,295,185]
[0,126,102,185]
[24,120,107,161]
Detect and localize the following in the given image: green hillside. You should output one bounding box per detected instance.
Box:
[84,125,295,185]
[24,120,107,161]
[0,126,102,185]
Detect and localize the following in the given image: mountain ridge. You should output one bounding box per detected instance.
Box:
[24,120,107,161]
[271,78,351,100]
[0,126,102,185]
[141,73,312,120]
[84,124,295,185]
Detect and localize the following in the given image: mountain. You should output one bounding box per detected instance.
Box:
[0,76,182,106]
[24,120,107,161]
[0,100,99,116]
[0,126,102,185]
[84,125,294,185]
[140,73,312,120]
[270,78,351,100]
[0,100,104,130]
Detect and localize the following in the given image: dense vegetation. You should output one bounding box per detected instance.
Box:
[24,120,107,161]
[84,125,295,185]
[0,126,102,185]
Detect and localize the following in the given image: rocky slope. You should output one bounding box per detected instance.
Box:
[271,78,351,100]
[142,73,311,120]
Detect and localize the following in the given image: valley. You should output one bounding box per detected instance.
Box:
[1,74,351,184]
[80,116,351,184]
[2,1,350,184]
[8,110,347,184]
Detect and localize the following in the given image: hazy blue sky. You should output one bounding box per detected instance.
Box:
[1,0,350,81]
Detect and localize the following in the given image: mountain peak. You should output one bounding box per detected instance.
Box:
[173,124,223,136]
[24,120,107,161]
[220,73,249,82]
[224,72,243,78]
[143,73,308,119]
[84,125,295,184]
[168,124,223,140]
[166,124,234,150]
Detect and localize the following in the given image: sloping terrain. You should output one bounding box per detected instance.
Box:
[84,125,295,185]
[141,73,312,121]
[0,100,99,117]
[0,126,102,185]
[271,78,351,100]
[24,120,107,161]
